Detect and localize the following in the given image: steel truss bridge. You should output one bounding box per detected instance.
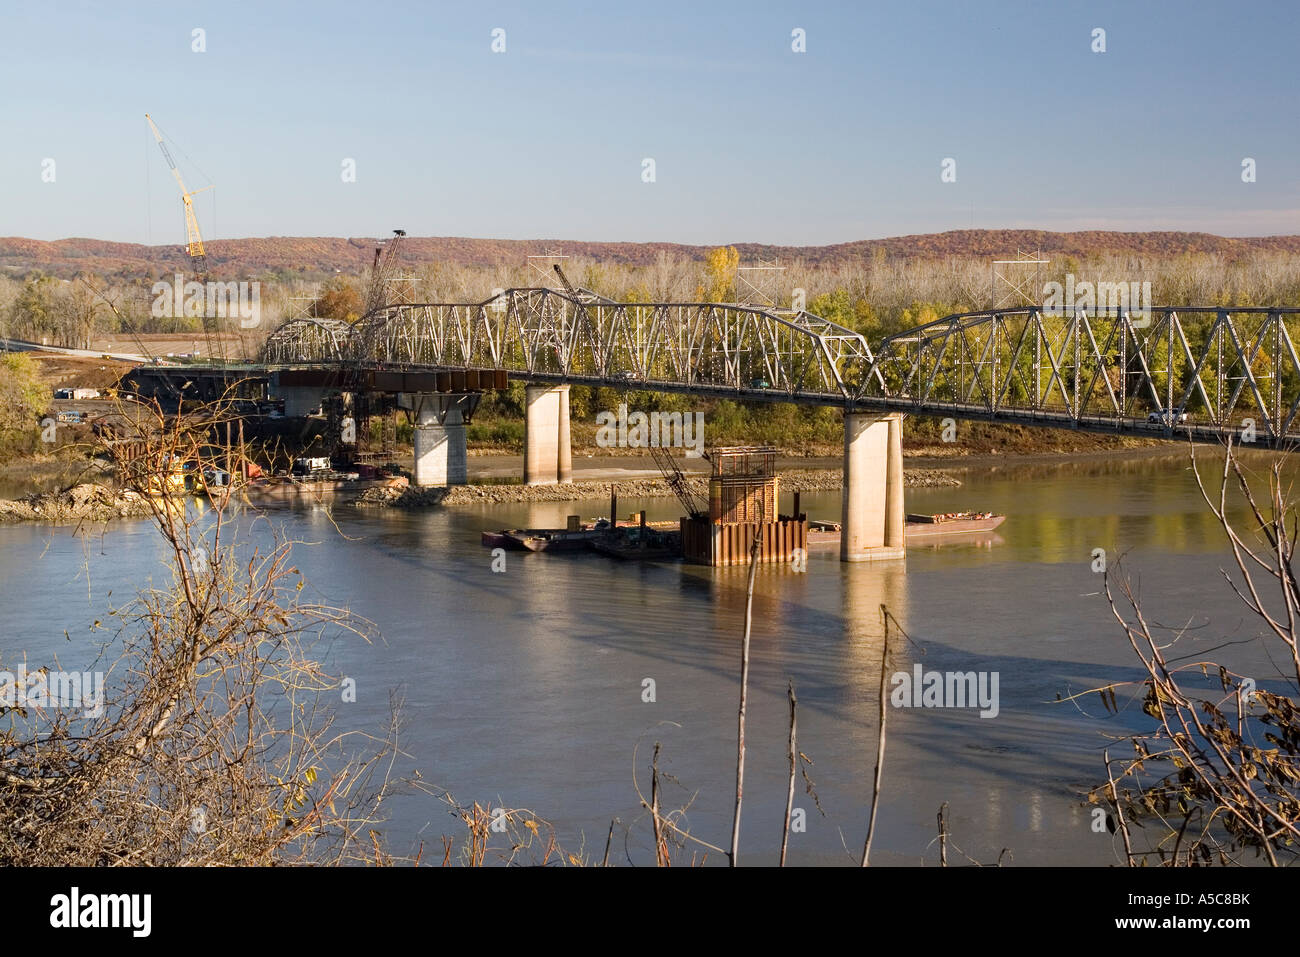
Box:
[259,289,1300,446]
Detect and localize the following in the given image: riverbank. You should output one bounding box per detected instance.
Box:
[0,452,110,500]
[0,446,1217,523]
[0,483,153,523]
[354,466,960,509]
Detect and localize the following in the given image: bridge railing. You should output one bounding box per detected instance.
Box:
[261,316,358,365]
[852,307,1300,442]
[267,287,875,400]
[258,299,1300,443]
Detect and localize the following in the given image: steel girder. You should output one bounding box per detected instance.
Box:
[260,317,358,365]
[257,299,1300,443]
[265,288,874,399]
[852,307,1300,442]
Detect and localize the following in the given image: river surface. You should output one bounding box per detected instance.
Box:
[0,451,1288,865]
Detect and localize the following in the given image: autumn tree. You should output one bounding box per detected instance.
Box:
[7,274,57,343]
[0,353,46,460]
[647,250,690,302]
[700,246,739,302]
[61,274,104,350]
[313,276,363,321]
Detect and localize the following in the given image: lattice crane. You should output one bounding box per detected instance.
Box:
[649,445,708,520]
[363,229,406,316]
[145,113,222,359]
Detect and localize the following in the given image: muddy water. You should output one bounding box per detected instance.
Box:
[0,451,1284,865]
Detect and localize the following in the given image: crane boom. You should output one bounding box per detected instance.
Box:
[649,445,707,520]
[552,263,577,296]
[146,113,224,360]
[145,113,210,272]
[363,229,406,315]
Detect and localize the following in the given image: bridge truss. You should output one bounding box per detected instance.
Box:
[855,307,1300,443]
[259,293,1300,445]
[264,288,875,399]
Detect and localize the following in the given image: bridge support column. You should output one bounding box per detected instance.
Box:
[524,384,572,485]
[410,394,470,487]
[278,385,325,417]
[841,412,906,563]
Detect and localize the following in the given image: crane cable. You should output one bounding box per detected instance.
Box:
[146,114,227,360]
[146,115,218,256]
[145,124,152,247]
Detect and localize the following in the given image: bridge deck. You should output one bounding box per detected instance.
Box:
[142,297,1300,447]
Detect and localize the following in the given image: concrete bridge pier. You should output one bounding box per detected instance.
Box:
[409,393,470,487]
[279,385,326,417]
[524,384,572,485]
[840,412,906,562]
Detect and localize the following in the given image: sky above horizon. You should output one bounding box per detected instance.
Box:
[2,0,1297,247]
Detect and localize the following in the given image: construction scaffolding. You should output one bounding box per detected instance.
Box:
[991,249,1049,308]
[680,446,807,566]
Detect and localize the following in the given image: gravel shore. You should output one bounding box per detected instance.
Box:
[354,467,959,509]
[0,468,959,523]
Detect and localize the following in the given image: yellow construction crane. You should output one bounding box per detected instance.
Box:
[146,113,225,360]
[145,113,212,275]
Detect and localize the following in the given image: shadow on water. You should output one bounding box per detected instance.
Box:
[1,449,1292,864]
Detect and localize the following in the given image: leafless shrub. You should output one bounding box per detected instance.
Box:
[1093,440,1300,866]
[0,394,401,865]
[429,790,583,867]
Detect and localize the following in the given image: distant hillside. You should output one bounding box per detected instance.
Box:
[2,230,1298,280]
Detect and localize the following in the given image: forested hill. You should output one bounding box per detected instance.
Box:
[2,230,1298,280]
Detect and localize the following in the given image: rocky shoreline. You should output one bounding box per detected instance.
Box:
[354,467,959,509]
[0,483,154,524]
[0,468,960,524]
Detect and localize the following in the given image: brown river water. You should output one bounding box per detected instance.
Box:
[0,449,1288,865]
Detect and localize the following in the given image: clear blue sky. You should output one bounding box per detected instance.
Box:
[2,0,1296,246]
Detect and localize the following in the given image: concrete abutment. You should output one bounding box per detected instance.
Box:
[840,412,905,562]
[524,384,572,485]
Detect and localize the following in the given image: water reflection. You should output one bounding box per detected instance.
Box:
[0,451,1286,864]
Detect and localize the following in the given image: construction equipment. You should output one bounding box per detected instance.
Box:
[552,263,578,296]
[649,445,707,520]
[551,263,616,304]
[363,229,406,316]
[146,114,211,274]
[145,113,223,360]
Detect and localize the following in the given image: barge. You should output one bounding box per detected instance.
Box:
[807,511,1005,548]
[482,516,679,553]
